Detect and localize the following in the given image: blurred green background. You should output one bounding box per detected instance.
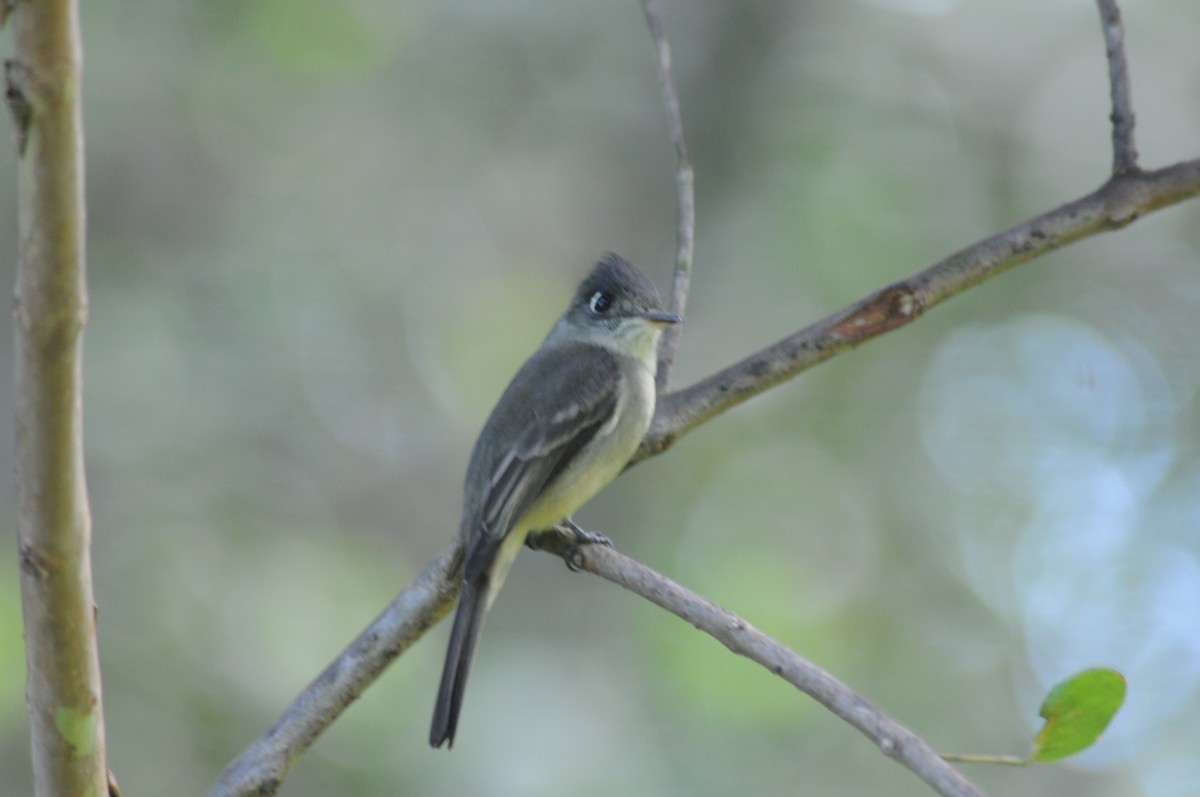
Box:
[3,1,1199,795]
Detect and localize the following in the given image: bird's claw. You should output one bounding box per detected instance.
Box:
[562,519,612,571]
[565,519,613,548]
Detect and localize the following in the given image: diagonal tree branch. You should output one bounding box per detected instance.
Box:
[208,550,460,797]
[641,0,695,390]
[5,1,110,796]
[527,529,985,797]
[1096,0,1138,175]
[634,160,1200,462]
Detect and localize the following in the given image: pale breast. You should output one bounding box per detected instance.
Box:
[519,357,656,532]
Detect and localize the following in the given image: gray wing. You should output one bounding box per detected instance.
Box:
[460,343,620,580]
[432,343,622,747]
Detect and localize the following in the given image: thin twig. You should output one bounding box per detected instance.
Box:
[941,753,1029,767]
[634,160,1200,462]
[1096,0,1138,174]
[641,0,695,389]
[528,530,985,797]
[207,550,460,797]
[8,1,110,795]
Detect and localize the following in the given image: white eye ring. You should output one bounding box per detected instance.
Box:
[589,291,612,314]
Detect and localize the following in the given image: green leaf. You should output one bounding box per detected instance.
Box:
[1031,668,1126,763]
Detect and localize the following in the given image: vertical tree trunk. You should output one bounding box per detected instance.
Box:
[6,0,108,794]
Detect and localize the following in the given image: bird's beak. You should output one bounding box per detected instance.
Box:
[636,310,683,326]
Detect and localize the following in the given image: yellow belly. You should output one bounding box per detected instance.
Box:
[519,361,655,533]
[482,349,659,610]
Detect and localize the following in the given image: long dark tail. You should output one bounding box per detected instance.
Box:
[430,574,489,748]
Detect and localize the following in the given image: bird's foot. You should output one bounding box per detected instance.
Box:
[564,518,613,548]
[562,519,612,571]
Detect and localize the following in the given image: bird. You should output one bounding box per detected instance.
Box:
[430,253,681,748]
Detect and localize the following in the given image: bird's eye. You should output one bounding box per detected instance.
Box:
[588,291,612,314]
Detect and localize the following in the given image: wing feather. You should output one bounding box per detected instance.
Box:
[466,343,620,544]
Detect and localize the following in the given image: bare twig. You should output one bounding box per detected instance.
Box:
[7,2,110,796]
[207,550,460,797]
[941,753,1028,767]
[641,0,695,389]
[528,529,985,797]
[1096,0,1138,174]
[634,160,1200,461]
